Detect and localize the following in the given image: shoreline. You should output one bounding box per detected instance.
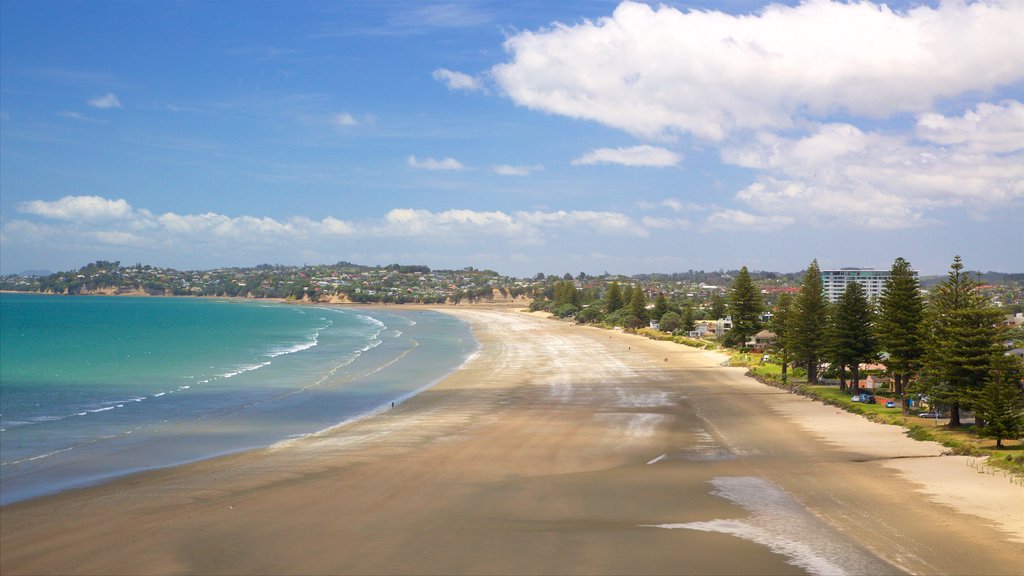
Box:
[0,303,477,506]
[2,308,1021,575]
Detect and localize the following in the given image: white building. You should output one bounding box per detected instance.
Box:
[820,267,914,303]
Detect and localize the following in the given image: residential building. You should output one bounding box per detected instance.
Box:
[820,267,914,303]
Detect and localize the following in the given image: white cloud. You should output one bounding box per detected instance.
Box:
[517,210,644,236]
[916,100,1024,154]
[88,93,122,109]
[640,216,692,230]
[492,164,543,176]
[432,68,484,92]
[636,198,704,213]
[19,195,134,221]
[705,209,793,231]
[8,198,649,256]
[723,118,1024,228]
[572,145,681,167]
[407,154,465,170]
[492,0,1024,140]
[332,112,358,126]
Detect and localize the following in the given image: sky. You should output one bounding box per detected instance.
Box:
[1,0,1021,277]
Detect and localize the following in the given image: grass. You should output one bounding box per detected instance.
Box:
[796,383,1024,477]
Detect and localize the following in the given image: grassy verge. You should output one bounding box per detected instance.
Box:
[795,383,1024,477]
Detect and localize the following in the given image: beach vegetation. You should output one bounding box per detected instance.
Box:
[604,281,625,313]
[768,293,794,387]
[628,286,648,323]
[826,281,878,391]
[725,266,763,348]
[709,292,727,320]
[652,292,669,323]
[790,260,829,384]
[876,257,925,414]
[918,256,1006,427]
[659,311,682,333]
[975,355,1024,448]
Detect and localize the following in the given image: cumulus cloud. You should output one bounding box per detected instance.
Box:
[492,164,543,176]
[723,118,1024,228]
[407,155,465,170]
[492,0,1024,140]
[916,100,1024,154]
[572,145,681,167]
[8,197,650,256]
[19,196,134,221]
[432,68,484,92]
[88,93,122,109]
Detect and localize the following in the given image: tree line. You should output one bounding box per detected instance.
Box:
[756,256,1021,447]
[532,256,1022,447]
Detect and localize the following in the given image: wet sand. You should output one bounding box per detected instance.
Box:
[1,309,1021,575]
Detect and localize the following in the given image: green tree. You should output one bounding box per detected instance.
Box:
[652,292,669,324]
[791,260,829,384]
[682,306,696,334]
[827,282,877,391]
[576,306,604,324]
[876,257,925,414]
[768,293,794,388]
[726,266,763,348]
[660,311,682,333]
[709,293,727,320]
[553,280,580,309]
[605,281,624,313]
[975,355,1024,448]
[621,284,634,311]
[629,286,648,324]
[919,256,1005,427]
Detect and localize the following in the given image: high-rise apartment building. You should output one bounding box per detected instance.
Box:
[820,268,912,303]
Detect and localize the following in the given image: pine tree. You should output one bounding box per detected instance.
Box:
[727,266,763,348]
[652,292,669,324]
[919,256,1005,427]
[709,293,726,320]
[975,355,1024,448]
[790,260,829,384]
[769,293,794,388]
[604,281,624,313]
[876,257,924,414]
[621,284,634,311]
[682,306,696,333]
[629,286,648,324]
[827,282,877,391]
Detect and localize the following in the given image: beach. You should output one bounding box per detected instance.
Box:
[1,307,1022,575]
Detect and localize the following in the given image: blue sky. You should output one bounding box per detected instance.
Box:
[2,0,1021,277]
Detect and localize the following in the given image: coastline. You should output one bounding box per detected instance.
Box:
[0,300,476,505]
[2,308,1021,575]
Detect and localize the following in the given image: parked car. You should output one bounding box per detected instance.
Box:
[851,395,861,402]
[885,401,897,408]
[860,394,876,404]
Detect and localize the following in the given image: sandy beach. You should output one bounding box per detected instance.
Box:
[1,308,1022,575]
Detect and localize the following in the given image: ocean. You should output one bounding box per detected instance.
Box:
[0,293,476,505]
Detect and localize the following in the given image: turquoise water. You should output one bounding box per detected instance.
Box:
[0,294,476,504]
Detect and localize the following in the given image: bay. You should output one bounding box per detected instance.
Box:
[0,293,475,504]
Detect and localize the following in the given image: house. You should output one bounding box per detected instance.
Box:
[862,374,892,391]
[688,323,709,339]
[746,330,777,350]
[710,316,732,336]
